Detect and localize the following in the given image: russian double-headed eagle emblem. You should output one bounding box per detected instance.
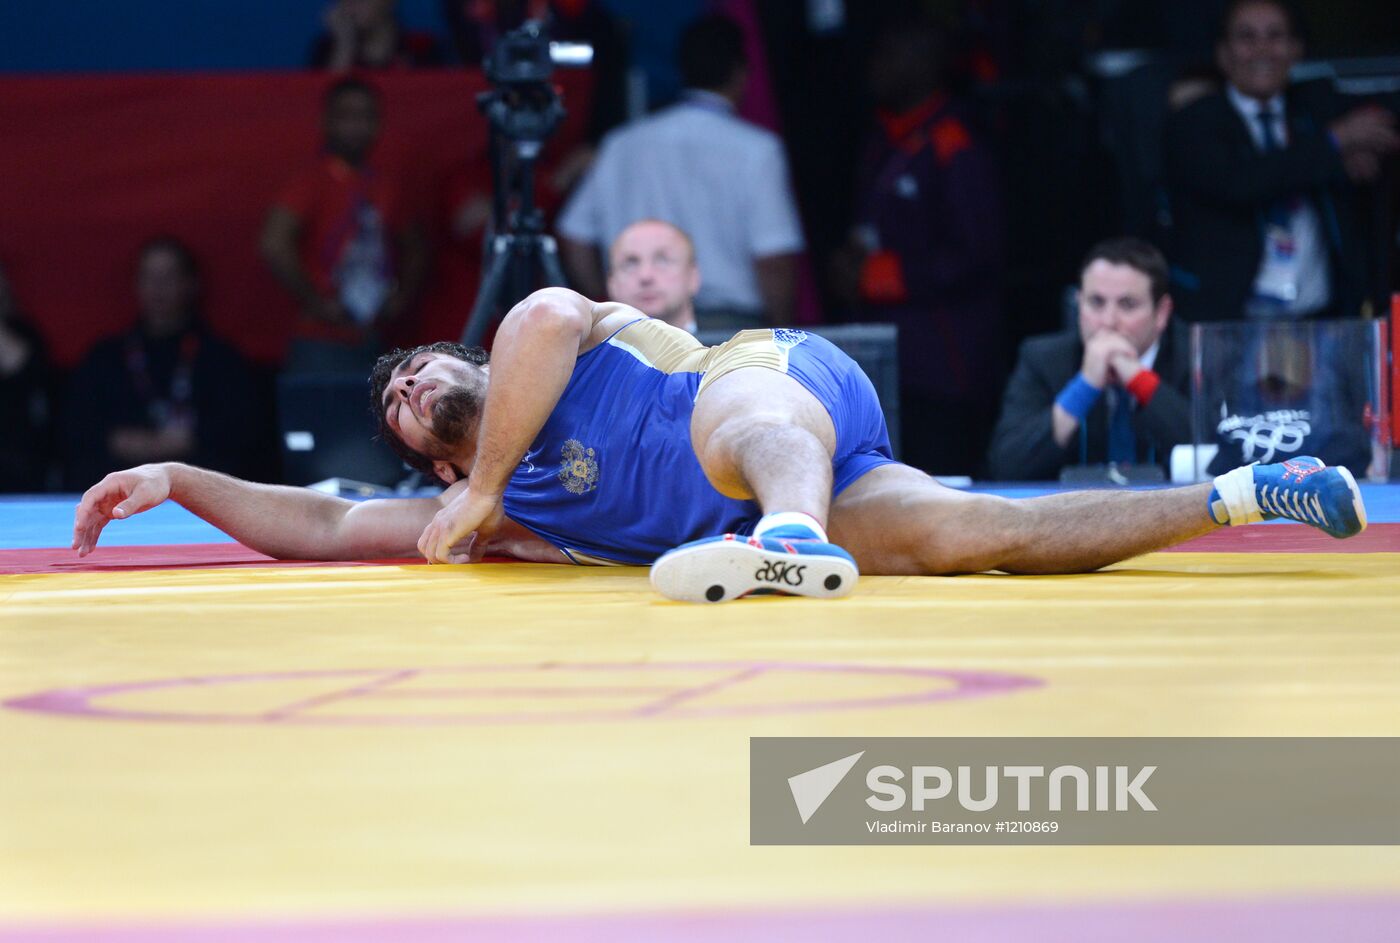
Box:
[558,439,599,494]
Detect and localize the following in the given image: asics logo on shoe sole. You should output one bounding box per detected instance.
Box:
[756,560,806,586]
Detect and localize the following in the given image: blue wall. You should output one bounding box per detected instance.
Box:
[0,0,448,73]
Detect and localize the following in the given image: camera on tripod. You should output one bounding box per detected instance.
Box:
[485,20,593,87]
[459,21,594,347]
[478,22,593,148]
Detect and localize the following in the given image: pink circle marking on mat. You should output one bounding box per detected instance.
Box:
[3,662,1041,727]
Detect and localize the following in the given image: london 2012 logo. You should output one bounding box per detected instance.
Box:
[558,439,599,494]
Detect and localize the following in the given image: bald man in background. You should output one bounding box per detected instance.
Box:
[605,220,702,333]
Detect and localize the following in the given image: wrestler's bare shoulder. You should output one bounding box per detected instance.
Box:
[511,287,643,353]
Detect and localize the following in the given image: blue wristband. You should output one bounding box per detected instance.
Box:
[1055,373,1102,422]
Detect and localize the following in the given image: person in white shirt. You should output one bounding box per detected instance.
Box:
[557,14,804,329]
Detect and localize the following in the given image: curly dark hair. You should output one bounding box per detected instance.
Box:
[369,341,489,484]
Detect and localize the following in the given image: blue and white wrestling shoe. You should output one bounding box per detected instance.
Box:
[649,517,859,603]
[1208,456,1366,539]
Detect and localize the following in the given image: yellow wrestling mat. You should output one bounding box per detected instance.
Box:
[3,551,1399,938]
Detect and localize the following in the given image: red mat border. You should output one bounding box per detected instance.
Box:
[0,544,514,576]
[1160,521,1400,553]
[2,524,1397,576]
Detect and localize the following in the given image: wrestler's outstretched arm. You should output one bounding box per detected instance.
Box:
[73,462,565,563]
[417,288,627,563]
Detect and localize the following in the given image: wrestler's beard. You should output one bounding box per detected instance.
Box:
[428,385,482,450]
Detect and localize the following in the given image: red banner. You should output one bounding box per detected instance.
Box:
[0,70,589,366]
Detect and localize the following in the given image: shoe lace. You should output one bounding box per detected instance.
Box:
[1256,483,1328,527]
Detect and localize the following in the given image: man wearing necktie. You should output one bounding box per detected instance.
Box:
[987,238,1191,481]
[1163,0,1400,322]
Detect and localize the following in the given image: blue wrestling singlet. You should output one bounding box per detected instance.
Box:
[500,319,895,564]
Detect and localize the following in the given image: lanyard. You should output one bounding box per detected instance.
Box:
[124,331,200,426]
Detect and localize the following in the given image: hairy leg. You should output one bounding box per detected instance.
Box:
[690,367,837,524]
[829,464,1219,575]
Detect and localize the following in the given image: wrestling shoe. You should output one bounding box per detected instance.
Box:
[649,525,859,603]
[1208,456,1366,539]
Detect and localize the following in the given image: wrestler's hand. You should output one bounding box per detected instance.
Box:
[418,485,505,564]
[72,464,173,557]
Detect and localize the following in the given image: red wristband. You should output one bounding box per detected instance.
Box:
[1125,369,1160,406]
[859,250,910,304]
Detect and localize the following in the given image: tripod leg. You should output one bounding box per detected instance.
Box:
[461,235,514,347]
[538,234,569,289]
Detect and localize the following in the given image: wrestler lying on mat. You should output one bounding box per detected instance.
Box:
[73,288,1367,603]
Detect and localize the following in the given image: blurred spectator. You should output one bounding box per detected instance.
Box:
[309,0,443,71]
[833,19,1004,476]
[1163,0,1400,321]
[557,13,804,329]
[606,219,700,332]
[0,262,54,492]
[62,238,263,490]
[987,238,1191,481]
[261,77,427,374]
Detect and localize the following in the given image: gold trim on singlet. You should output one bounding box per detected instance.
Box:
[605,321,788,398]
[603,316,709,375]
[695,330,790,397]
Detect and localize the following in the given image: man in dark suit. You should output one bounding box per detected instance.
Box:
[988,238,1190,481]
[1164,0,1399,322]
